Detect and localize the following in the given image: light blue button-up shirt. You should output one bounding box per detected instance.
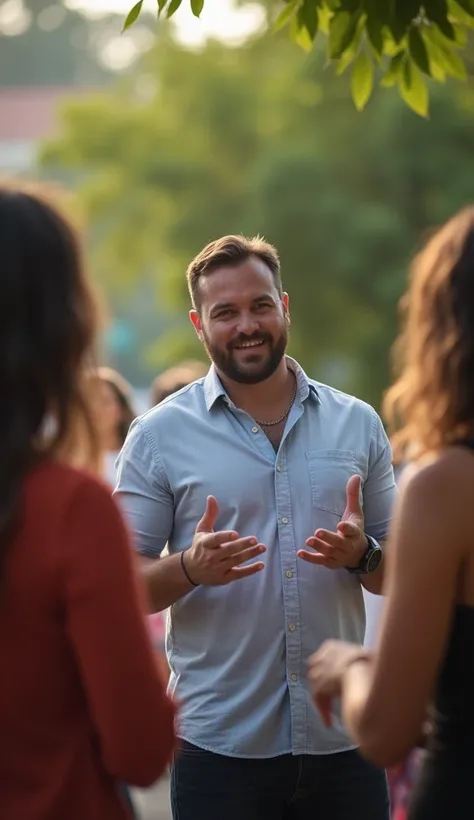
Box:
[115,358,396,758]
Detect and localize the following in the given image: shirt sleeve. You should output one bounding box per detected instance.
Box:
[363,409,397,543]
[61,477,176,788]
[114,418,174,558]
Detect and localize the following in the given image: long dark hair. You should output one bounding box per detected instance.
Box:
[384,206,474,459]
[0,181,99,562]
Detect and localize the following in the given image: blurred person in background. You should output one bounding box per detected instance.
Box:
[116,234,396,820]
[0,182,175,820]
[308,207,474,820]
[150,359,208,406]
[91,366,136,486]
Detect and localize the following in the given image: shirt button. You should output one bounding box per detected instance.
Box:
[289,624,296,632]
[285,570,293,579]
[276,464,282,472]
[290,673,298,682]
[251,426,259,433]
[281,517,289,525]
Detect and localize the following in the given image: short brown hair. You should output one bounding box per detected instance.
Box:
[383,206,474,460]
[186,234,281,309]
[150,359,208,406]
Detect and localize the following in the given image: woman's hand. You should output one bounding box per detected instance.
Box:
[307,640,370,727]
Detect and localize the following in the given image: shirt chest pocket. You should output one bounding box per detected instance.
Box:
[306,450,357,516]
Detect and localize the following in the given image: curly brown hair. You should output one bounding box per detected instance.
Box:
[383,207,474,460]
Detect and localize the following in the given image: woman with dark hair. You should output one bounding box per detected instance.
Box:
[0,182,175,820]
[308,207,474,819]
[92,367,136,486]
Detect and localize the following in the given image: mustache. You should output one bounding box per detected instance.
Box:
[230,333,272,349]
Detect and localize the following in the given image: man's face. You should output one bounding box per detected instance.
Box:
[190,256,289,385]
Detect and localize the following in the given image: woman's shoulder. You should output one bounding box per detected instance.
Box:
[397,447,474,548]
[26,458,114,512]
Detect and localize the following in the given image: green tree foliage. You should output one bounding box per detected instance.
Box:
[40,27,474,403]
[125,0,474,116]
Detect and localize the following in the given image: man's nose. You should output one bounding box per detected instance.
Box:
[236,313,259,336]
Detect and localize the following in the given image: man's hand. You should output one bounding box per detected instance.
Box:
[298,475,367,570]
[183,496,266,586]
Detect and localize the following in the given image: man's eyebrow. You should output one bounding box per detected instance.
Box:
[210,302,234,313]
[209,294,276,314]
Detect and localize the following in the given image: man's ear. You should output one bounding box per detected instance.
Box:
[190,309,203,340]
[282,292,290,325]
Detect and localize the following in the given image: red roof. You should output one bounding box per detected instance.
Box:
[0,86,90,141]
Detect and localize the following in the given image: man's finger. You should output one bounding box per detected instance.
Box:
[345,474,363,518]
[208,530,240,548]
[297,549,339,568]
[337,520,360,539]
[226,562,265,581]
[196,495,220,534]
[308,531,343,551]
[222,543,266,567]
[219,535,259,557]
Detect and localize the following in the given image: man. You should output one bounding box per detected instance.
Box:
[115,235,396,820]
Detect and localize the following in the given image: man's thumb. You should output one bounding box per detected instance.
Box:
[196,495,219,533]
[346,474,363,515]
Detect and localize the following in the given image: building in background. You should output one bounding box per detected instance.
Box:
[0,85,90,174]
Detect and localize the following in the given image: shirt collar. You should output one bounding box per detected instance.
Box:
[203,356,319,411]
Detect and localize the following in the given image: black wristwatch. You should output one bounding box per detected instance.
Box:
[347,535,383,575]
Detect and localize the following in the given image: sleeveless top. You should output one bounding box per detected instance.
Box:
[408,439,474,819]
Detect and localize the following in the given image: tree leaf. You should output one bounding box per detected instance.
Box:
[298,0,319,41]
[428,0,456,40]
[351,50,374,111]
[157,0,167,11]
[399,58,429,117]
[291,13,313,52]
[328,10,361,59]
[191,0,204,18]
[380,50,405,87]
[408,26,432,75]
[366,15,384,55]
[450,0,474,21]
[273,0,298,32]
[425,25,467,78]
[123,1,143,31]
[451,0,474,12]
[335,14,364,74]
[167,0,183,18]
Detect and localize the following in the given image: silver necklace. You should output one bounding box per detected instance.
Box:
[254,378,298,427]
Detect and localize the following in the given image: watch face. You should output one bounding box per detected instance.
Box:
[367,548,383,573]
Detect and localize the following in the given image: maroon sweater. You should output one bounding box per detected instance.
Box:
[0,460,175,820]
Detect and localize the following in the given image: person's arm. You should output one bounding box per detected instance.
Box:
[114,419,192,612]
[62,477,176,788]
[359,410,397,594]
[140,552,195,612]
[340,452,467,767]
[115,421,266,610]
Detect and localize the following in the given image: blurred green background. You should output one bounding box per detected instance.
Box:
[3,0,474,409]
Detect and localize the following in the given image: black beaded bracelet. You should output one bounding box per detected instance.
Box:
[181,548,199,587]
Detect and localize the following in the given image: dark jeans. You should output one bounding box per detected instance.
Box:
[171,740,389,820]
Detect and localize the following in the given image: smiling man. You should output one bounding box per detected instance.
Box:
[115,235,396,820]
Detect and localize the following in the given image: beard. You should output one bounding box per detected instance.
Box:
[202,325,288,385]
